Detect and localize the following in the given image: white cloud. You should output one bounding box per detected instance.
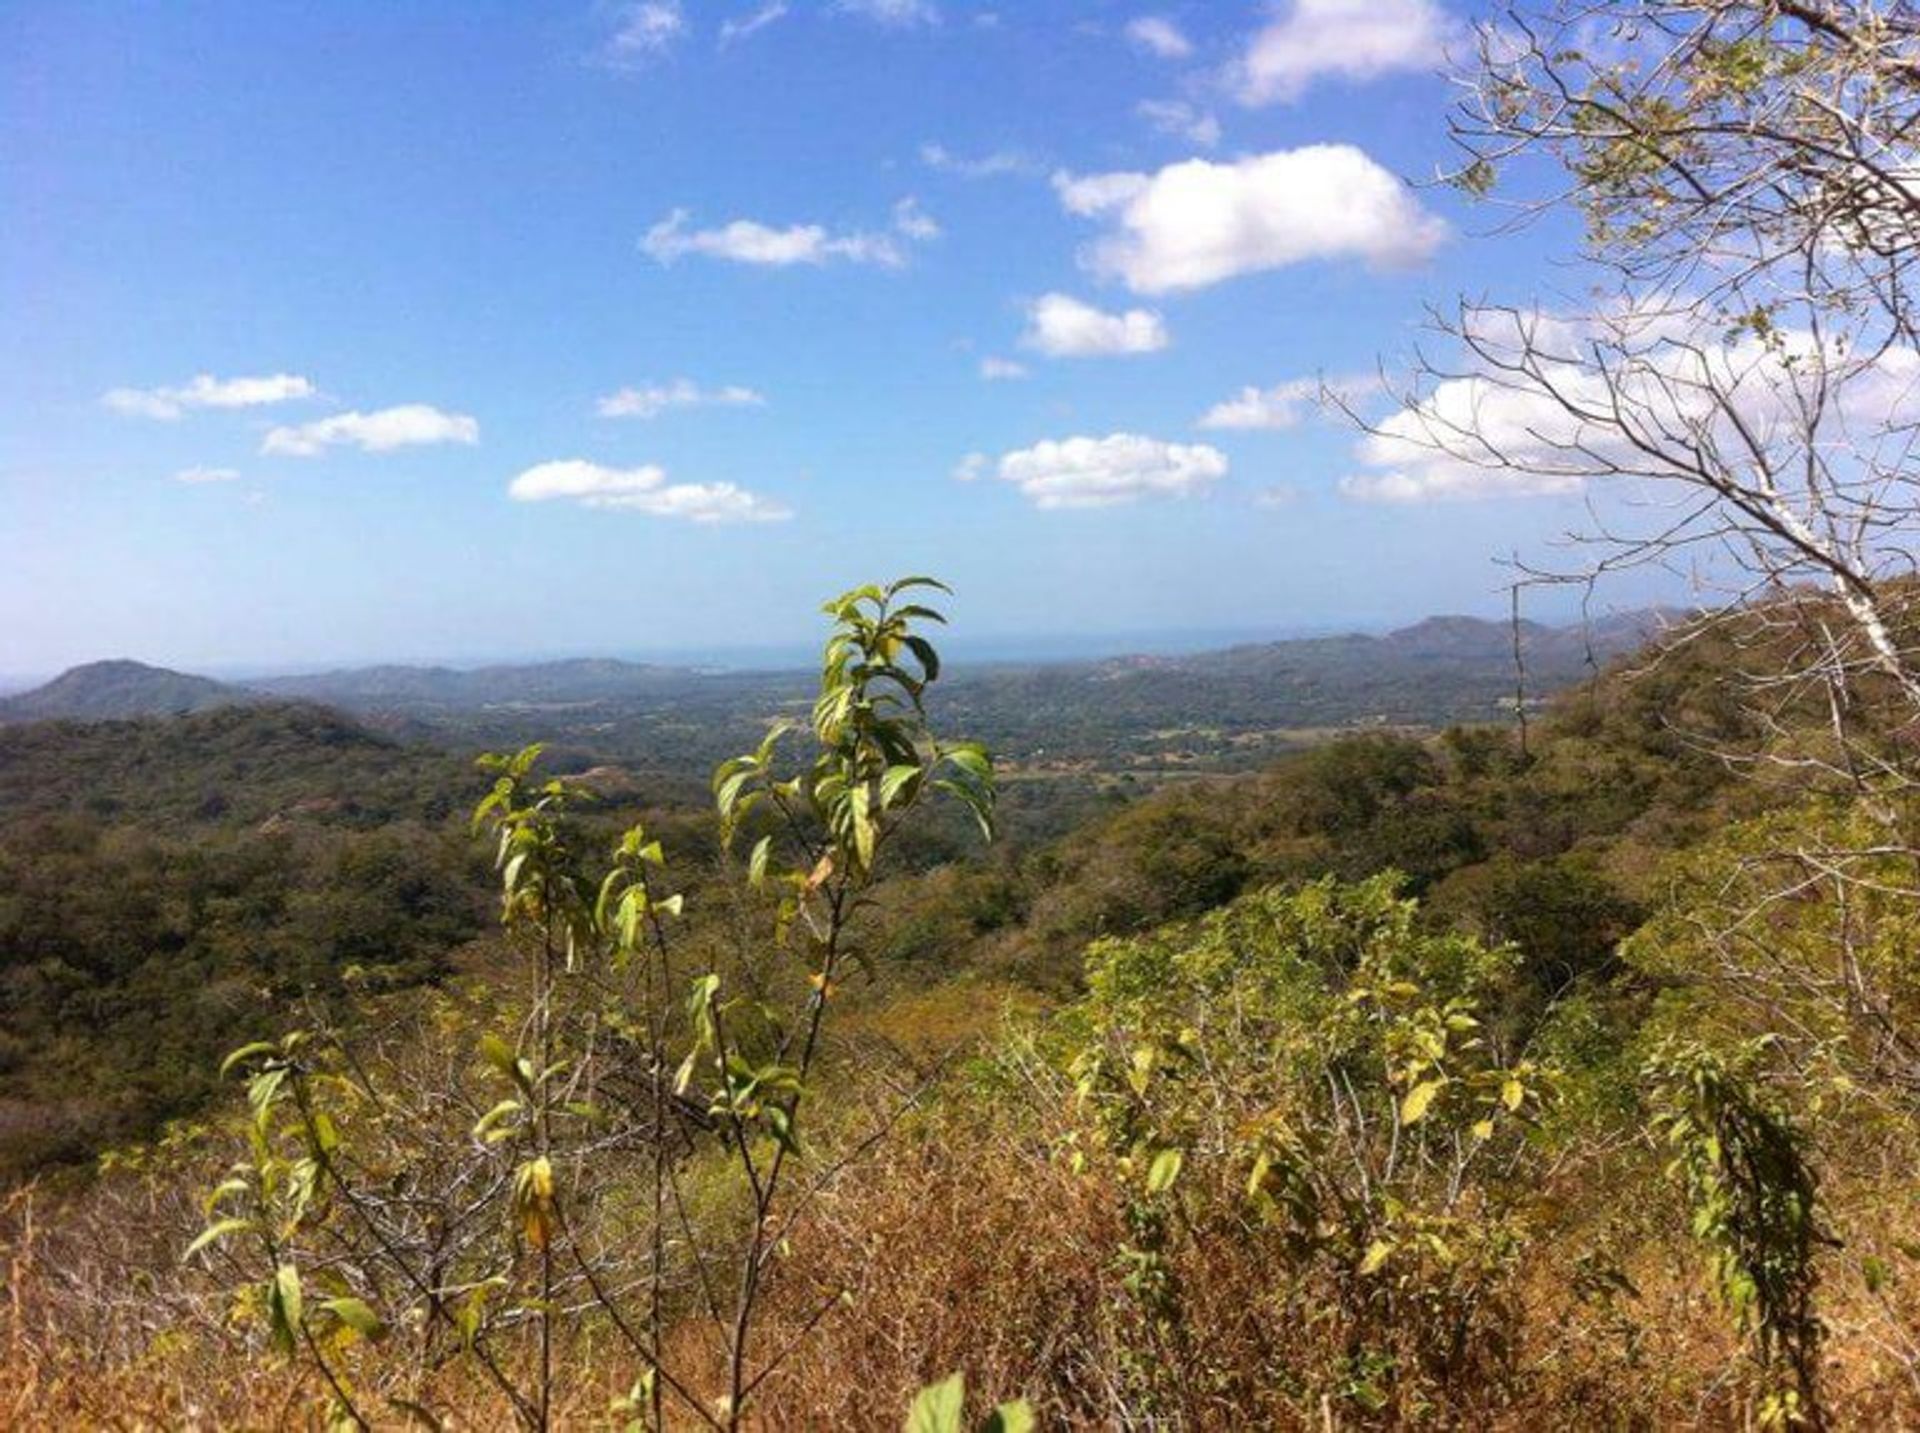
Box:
[1340,466,1583,503]
[837,0,937,25]
[1053,146,1447,293]
[920,142,1038,179]
[1125,16,1193,59]
[597,379,766,419]
[174,466,242,484]
[508,459,791,522]
[1052,170,1150,217]
[103,372,315,421]
[979,356,1029,380]
[1021,292,1168,357]
[1232,0,1455,106]
[970,433,1228,509]
[1136,99,1220,147]
[1342,304,1920,502]
[600,1,687,68]
[1253,483,1297,508]
[1199,375,1374,429]
[892,196,941,241]
[642,197,935,268]
[261,404,479,457]
[719,1,788,45]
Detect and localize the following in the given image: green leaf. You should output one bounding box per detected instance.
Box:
[879,764,922,810]
[849,783,875,869]
[203,1176,251,1215]
[673,1050,700,1096]
[885,575,952,598]
[268,1263,303,1352]
[1359,1240,1394,1276]
[220,1042,279,1079]
[905,1372,965,1433]
[1864,1255,1891,1294]
[1400,1079,1444,1125]
[184,1217,254,1260]
[322,1296,386,1340]
[1146,1147,1184,1195]
[472,1099,523,1143]
[902,634,941,684]
[985,1401,1035,1433]
[748,834,773,887]
[479,1033,523,1086]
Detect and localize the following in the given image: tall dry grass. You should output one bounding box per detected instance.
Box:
[5,1065,1920,1429]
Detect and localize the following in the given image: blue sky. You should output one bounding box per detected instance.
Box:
[1,0,1657,674]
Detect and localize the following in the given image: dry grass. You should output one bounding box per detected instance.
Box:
[5,1078,1920,1430]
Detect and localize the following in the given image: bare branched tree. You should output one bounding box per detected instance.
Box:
[1354,0,1920,1090]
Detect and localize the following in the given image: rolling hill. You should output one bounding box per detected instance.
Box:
[0,659,250,723]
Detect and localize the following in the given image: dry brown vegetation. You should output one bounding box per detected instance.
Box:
[6,1066,1920,1430]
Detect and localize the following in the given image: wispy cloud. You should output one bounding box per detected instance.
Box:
[961,433,1228,509]
[837,0,937,26]
[597,379,766,419]
[891,196,941,240]
[1125,16,1193,59]
[261,404,478,457]
[598,1,687,69]
[103,373,316,421]
[1136,99,1220,147]
[509,459,792,522]
[173,466,242,484]
[642,198,937,268]
[920,142,1040,179]
[979,356,1029,380]
[719,1,788,46]
[1021,293,1168,357]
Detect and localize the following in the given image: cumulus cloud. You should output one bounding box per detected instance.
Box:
[1136,99,1221,147]
[597,379,766,419]
[103,372,316,421]
[508,459,791,522]
[719,1,787,45]
[174,466,242,484]
[642,197,936,268]
[600,1,687,68]
[920,142,1039,179]
[261,404,479,457]
[1053,147,1447,293]
[1021,293,1168,357]
[1231,0,1456,105]
[1125,16,1193,58]
[966,433,1228,509]
[1342,304,1920,502]
[979,356,1029,380]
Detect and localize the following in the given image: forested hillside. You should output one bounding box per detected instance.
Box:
[6,574,1919,1427]
[0,660,251,723]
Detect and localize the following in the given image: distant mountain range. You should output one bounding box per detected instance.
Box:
[0,611,1681,732]
[251,657,703,710]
